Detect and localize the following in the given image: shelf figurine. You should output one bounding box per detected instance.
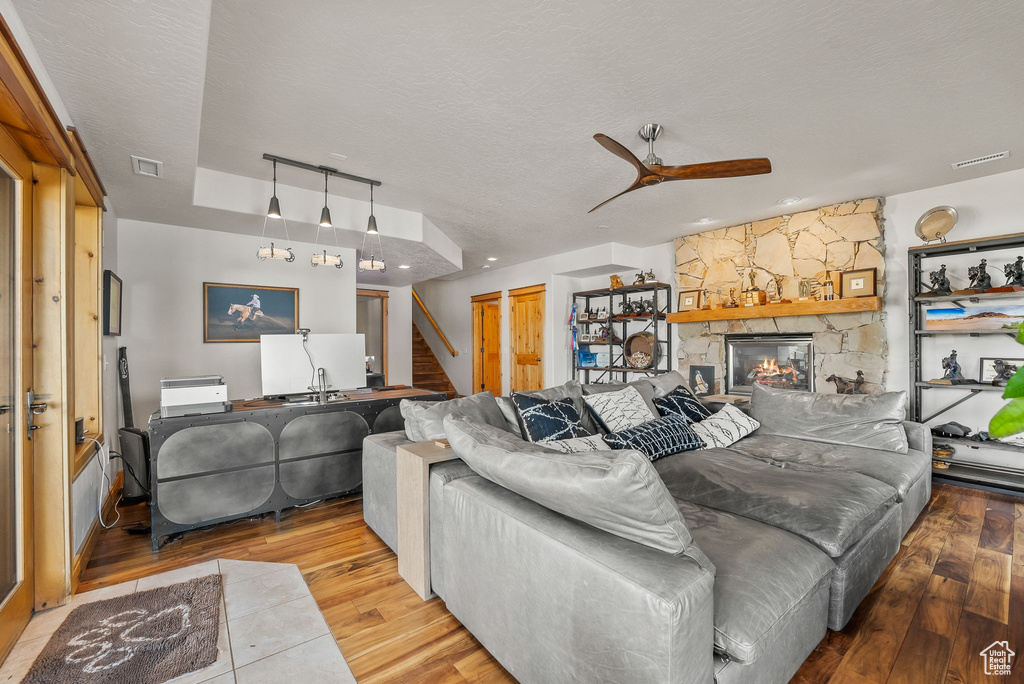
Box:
[633,272,646,285]
[931,349,974,385]
[1004,256,1024,289]
[927,264,951,296]
[701,288,712,310]
[724,288,739,308]
[643,269,656,283]
[967,259,992,291]
[609,274,624,290]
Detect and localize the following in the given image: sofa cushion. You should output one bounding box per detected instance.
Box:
[645,370,689,398]
[750,384,909,454]
[516,380,599,434]
[677,500,833,664]
[582,379,660,417]
[583,385,657,432]
[603,415,705,461]
[541,435,611,453]
[511,394,591,442]
[400,392,506,442]
[493,396,523,438]
[655,386,712,423]
[654,448,898,557]
[691,405,760,449]
[443,416,697,556]
[725,433,929,501]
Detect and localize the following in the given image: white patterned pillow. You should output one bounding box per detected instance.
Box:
[540,435,612,453]
[584,385,657,433]
[691,405,761,449]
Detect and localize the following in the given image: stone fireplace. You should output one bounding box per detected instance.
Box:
[725,334,813,394]
[675,198,887,394]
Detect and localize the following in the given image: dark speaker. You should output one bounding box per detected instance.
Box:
[75,418,85,445]
[119,427,151,504]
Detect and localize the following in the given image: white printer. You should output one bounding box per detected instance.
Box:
[159,375,232,418]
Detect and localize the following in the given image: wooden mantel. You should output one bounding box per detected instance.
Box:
[666,296,882,323]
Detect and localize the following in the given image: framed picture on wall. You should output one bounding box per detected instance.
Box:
[839,268,877,298]
[103,270,122,336]
[980,357,1024,384]
[678,290,701,311]
[688,365,715,396]
[203,282,299,343]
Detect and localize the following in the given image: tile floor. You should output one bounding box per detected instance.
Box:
[0,559,356,684]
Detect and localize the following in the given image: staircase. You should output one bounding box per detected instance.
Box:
[412,323,458,398]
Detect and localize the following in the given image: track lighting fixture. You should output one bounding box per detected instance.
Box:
[257,154,382,270]
[358,184,385,272]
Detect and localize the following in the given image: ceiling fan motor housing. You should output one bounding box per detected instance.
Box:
[639,123,663,165]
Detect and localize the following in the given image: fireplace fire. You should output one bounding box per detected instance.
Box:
[726,334,813,394]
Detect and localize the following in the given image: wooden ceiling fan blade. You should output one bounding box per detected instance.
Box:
[593,134,647,176]
[655,157,772,180]
[588,182,644,213]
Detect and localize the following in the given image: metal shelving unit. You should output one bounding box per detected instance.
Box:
[908,232,1024,493]
[572,282,673,384]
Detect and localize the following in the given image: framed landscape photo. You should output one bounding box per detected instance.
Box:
[203,282,299,343]
[678,289,701,311]
[980,357,1024,384]
[103,270,122,336]
[839,268,877,298]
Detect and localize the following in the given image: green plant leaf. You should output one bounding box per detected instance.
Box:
[988,397,1024,438]
[1016,323,1024,344]
[1002,367,1024,399]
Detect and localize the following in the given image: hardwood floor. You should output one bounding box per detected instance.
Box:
[77,482,1021,683]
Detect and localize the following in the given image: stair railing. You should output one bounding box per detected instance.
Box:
[412,288,459,357]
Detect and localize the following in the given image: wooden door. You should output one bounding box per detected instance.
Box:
[472,293,501,394]
[0,124,35,661]
[509,285,545,392]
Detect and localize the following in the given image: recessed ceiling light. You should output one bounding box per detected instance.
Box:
[131,155,163,178]
[482,265,491,269]
[694,217,714,225]
[329,152,349,162]
[597,224,609,229]
[398,264,410,269]
[777,197,801,205]
[487,257,498,261]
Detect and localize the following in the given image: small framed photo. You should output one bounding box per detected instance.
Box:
[688,365,715,396]
[578,310,589,321]
[839,268,877,298]
[103,270,123,336]
[980,357,1024,384]
[678,289,701,311]
[579,333,592,343]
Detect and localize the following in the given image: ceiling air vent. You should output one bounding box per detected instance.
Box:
[131,155,164,178]
[950,151,1010,170]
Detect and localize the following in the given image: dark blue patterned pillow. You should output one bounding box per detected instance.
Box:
[511,393,591,442]
[654,386,711,422]
[602,414,705,461]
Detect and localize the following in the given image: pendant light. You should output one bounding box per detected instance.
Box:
[257,159,294,261]
[312,171,343,268]
[358,184,385,272]
[267,159,282,218]
[318,170,332,228]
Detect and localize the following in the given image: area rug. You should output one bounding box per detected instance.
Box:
[23,574,221,683]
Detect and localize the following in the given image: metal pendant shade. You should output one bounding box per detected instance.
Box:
[366,213,378,234]
[266,160,282,218]
[318,171,333,228]
[358,184,385,271]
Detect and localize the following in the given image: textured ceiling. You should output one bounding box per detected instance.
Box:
[13,0,1024,282]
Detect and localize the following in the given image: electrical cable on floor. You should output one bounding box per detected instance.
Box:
[84,436,121,529]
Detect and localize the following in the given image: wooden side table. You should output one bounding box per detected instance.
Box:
[396,441,458,600]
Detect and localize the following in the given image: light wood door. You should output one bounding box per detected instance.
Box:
[0,126,35,661]
[472,296,501,394]
[509,285,544,392]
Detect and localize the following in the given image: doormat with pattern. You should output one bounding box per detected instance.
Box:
[23,574,221,683]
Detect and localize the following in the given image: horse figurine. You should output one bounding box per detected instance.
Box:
[967,259,992,290]
[826,371,866,394]
[228,303,264,328]
[928,264,951,296]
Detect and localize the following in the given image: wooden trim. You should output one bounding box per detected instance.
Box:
[357,289,389,383]
[471,290,501,303]
[70,471,122,595]
[73,204,102,439]
[356,288,389,298]
[67,127,105,207]
[0,16,75,170]
[472,299,501,394]
[411,288,459,357]
[71,433,104,480]
[508,283,545,297]
[666,296,882,323]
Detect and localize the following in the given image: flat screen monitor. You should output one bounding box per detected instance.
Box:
[260,333,366,396]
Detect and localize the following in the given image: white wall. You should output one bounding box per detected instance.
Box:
[117,219,358,421]
[415,242,675,396]
[355,284,413,386]
[884,167,1024,468]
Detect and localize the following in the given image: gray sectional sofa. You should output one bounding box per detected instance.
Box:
[361,375,931,684]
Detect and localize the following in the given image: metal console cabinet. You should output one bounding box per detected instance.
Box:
[148,387,444,550]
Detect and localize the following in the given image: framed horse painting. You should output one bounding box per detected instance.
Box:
[203,282,299,343]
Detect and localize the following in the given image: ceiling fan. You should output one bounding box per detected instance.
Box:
[589,123,772,212]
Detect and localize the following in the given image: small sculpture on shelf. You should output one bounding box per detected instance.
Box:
[927,264,951,296]
[701,288,712,310]
[633,272,646,285]
[931,349,974,385]
[723,288,739,308]
[1004,256,1024,289]
[967,259,992,291]
[644,269,656,283]
[609,274,624,290]
[743,270,768,307]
